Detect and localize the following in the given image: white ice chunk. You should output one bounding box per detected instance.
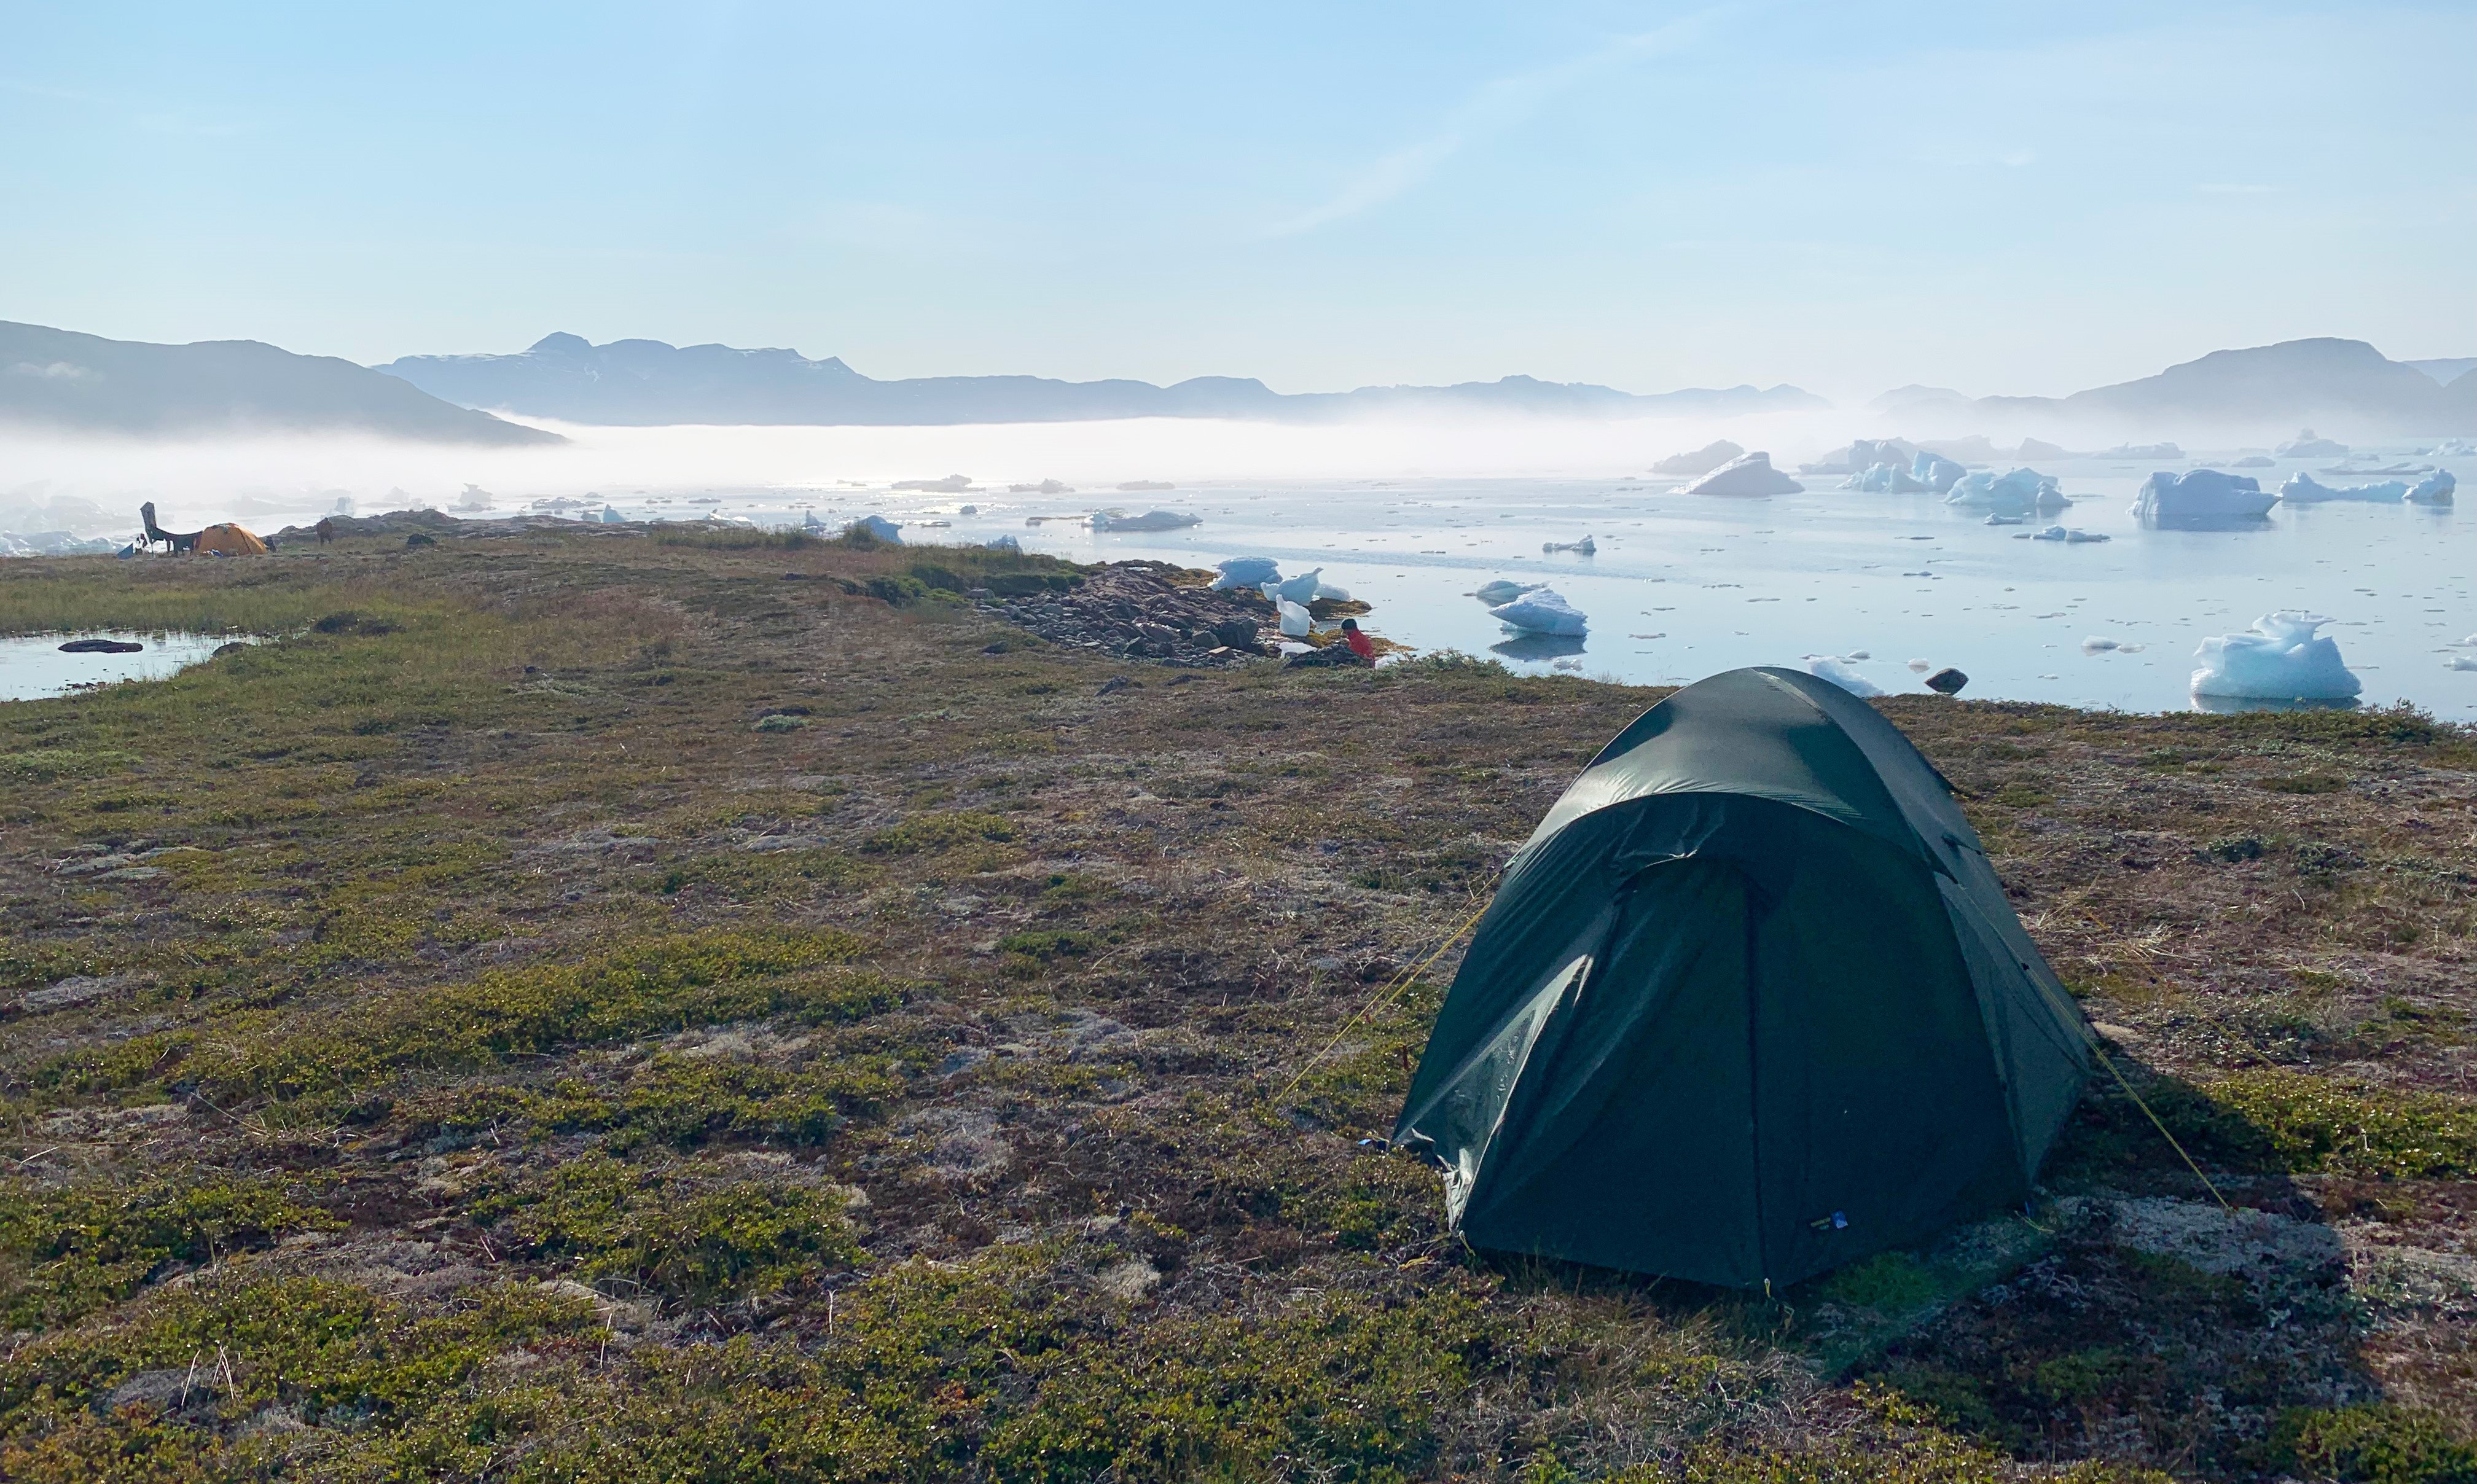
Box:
[1489,587,1589,636]
[2446,657,2477,672]
[848,514,904,544]
[1541,535,1597,554]
[1944,467,2070,514]
[2191,612,2362,701]
[1683,452,1803,498]
[1842,462,1929,493]
[2132,469,2275,521]
[1313,580,1352,601]
[1845,650,1870,660]
[1803,656,1883,697]
[1474,579,1542,604]
[2408,470,2455,505]
[1277,598,1312,637]
[1911,452,1968,494]
[2434,439,2476,456]
[1212,556,1281,591]
[1906,658,1933,672]
[1266,569,1323,604]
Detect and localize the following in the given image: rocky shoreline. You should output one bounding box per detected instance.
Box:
[974,560,1290,667]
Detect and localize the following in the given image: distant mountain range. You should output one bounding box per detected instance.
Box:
[0,321,560,445]
[374,332,1828,426]
[1871,339,2476,437]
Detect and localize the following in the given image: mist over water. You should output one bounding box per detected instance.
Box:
[6,414,2472,717]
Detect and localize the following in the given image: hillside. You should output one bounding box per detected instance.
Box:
[2,528,2473,1480]
[377,332,1825,426]
[1876,338,2477,438]
[0,322,563,445]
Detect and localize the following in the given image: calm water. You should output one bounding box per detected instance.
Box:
[0,632,243,703]
[791,453,2477,717]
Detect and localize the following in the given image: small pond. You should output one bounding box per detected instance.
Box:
[0,632,251,703]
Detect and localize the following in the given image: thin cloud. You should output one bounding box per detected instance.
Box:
[1261,10,1722,238]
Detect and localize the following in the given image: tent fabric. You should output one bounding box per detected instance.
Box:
[1393,666,2088,1289]
[196,523,268,556]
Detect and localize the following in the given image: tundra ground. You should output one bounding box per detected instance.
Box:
[2,526,2473,1482]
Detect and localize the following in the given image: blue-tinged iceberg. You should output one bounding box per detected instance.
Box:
[1912,452,1969,494]
[2279,472,2407,504]
[1842,461,1930,492]
[2132,469,2275,523]
[1944,467,2069,515]
[2191,612,2362,701]
[1211,556,1281,590]
[2408,470,2456,505]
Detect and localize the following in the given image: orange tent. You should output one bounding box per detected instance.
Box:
[196,524,269,556]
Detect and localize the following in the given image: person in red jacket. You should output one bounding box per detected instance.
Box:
[1340,618,1376,662]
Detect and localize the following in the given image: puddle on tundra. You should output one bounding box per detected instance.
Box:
[0,631,250,703]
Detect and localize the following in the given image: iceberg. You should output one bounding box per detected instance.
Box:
[2408,470,2455,505]
[2230,455,2275,469]
[1911,452,1969,494]
[2102,442,2183,460]
[1489,587,1588,636]
[1683,452,1803,498]
[1090,509,1200,532]
[1803,656,1883,697]
[2277,472,2408,504]
[2131,469,2275,522]
[1473,579,1542,604]
[1212,556,1282,591]
[1314,579,1352,601]
[1801,438,1917,475]
[1651,439,1744,476]
[1842,461,1928,493]
[2191,612,2362,701]
[847,514,904,544]
[2435,439,2476,456]
[1541,536,1597,554]
[2275,429,2348,459]
[1277,599,1313,637]
[1944,467,2069,514]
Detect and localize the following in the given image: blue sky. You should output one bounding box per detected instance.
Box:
[4,2,2470,400]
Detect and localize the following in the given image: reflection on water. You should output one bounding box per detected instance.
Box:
[1489,633,1589,662]
[0,632,247,703]
[2140,514,2277,534]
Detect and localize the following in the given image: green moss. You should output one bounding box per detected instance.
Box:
[2202,1069,2477,1178]
[0,1175,338,1329]
[2271,1404,2477,1484]
[863,809,1018,854]
[474,1154,862,1302]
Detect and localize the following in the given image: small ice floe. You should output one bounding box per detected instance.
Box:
[2132,469,2275,523]
[1984,514,2025,526]
[1845,650,1870,660]
[2191,612,2362,702]
[1090,509,1200,532]
[1803,655,1882,697]
[910,518,952,528]
[1213,556,1281,591]
[2435,439,2476,456]
[1551,657,1586,672]
[1313,579,1352,601]
[1490,588,1588,636]
[1683,452,1803,498]
[1541,535,1597,554]
[1474,579,1543,604]
[1944,468,2070,515]
[2446,657,2477,672]
[1277,599,1313,637]
[2025,526,2110,542]
[848,514,904,544]
[2083,637,2119,653]
[1907,658,1933,672]
[2409,470,2455,505]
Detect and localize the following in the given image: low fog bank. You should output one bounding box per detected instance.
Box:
[4,401,2453,539]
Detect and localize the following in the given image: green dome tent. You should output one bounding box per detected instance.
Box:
[1392,666,2089,1289]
